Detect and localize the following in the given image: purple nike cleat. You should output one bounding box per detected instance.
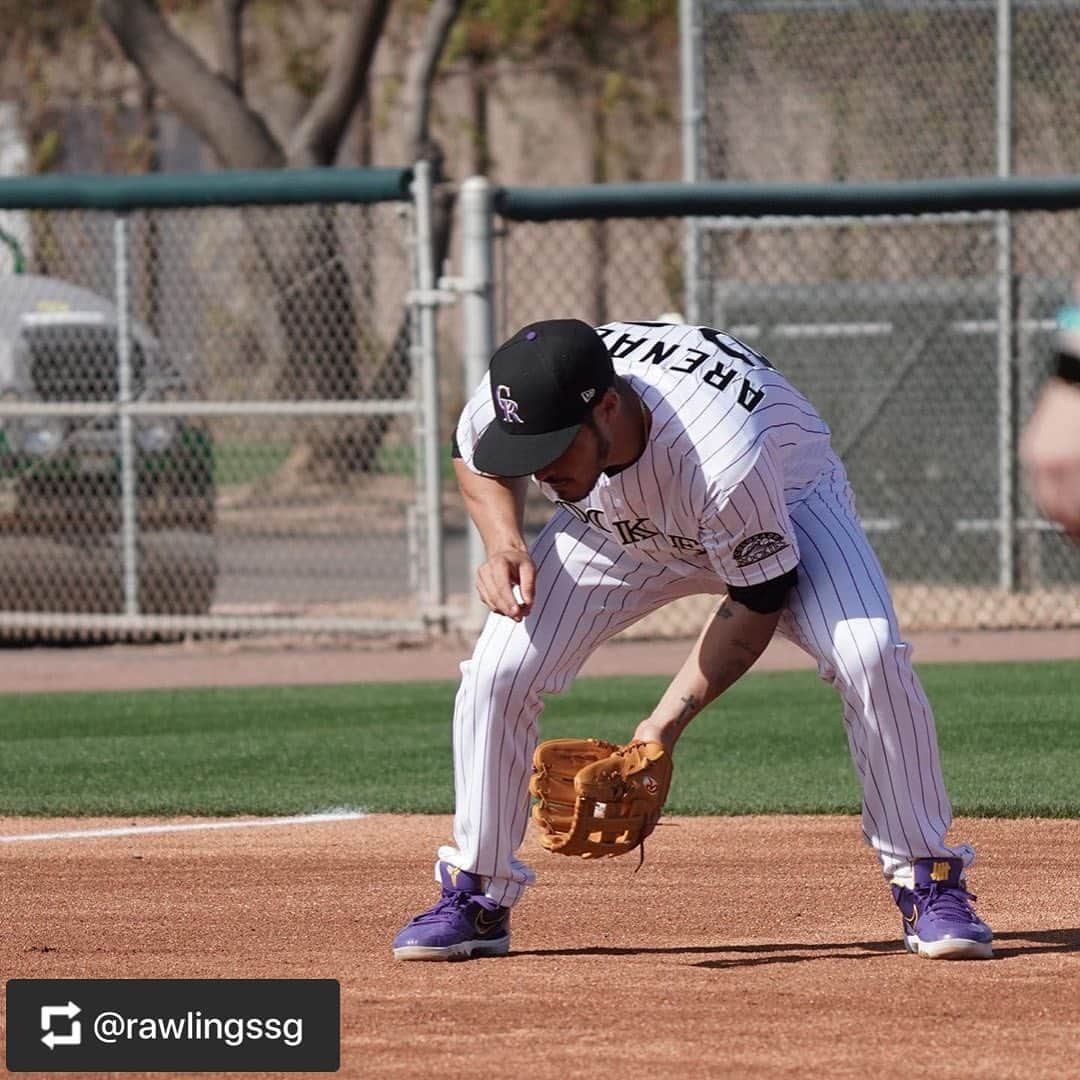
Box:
[891,857,993,959]
[392,862,511,961]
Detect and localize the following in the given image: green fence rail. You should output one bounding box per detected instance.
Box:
[494,175,1080,221]
[0,166,414,211]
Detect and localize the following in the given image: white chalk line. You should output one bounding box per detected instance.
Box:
[0,809,370,844]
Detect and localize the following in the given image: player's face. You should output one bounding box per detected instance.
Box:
[533,417,611,502]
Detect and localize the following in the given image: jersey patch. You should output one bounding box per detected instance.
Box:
[733,531,790,568]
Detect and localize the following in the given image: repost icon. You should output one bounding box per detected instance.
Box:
[40,1001,82,1049]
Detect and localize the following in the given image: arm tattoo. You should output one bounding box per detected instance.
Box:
[714,601,735,620]
[672,693,699,734]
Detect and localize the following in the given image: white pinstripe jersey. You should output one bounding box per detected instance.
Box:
[456,321,834,586]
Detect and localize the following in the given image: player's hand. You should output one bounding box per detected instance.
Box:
[475,548,536,621]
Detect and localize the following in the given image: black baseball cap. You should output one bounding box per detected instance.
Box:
[473,319,615,477]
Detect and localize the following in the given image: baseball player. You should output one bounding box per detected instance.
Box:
[393,318,993,961]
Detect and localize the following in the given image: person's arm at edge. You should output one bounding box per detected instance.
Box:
[454,458,534,620]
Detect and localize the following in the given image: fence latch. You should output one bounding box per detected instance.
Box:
[406,285,458,307]
[407,266,486,308]
[437,272,489,298]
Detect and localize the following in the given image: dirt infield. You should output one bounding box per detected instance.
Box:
[2,632,1077,1077]
[3,813,1078,1079]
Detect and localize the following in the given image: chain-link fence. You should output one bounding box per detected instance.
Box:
[476,178,1080,635]
[686,0,1080,184]
[3,168,1078,641]
[0,167,449,639]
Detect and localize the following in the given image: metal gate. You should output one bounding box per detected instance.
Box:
[0,165,448,639]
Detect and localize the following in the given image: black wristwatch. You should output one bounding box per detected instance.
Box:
[1054,348,1080,386]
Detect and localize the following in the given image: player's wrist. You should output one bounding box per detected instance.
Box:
[633,716,684,752]
[484,537,529,558]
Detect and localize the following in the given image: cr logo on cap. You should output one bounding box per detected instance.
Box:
[496,384,523,424]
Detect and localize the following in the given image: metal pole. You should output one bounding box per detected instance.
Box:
[459,175,495,631]
[411,159,446,623]
[680,0,704,323]
[995,0,1014,590]
[115,213,139,615]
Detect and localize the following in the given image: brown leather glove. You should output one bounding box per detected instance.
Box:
[528,738,673,858]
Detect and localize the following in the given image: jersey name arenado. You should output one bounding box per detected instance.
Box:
[456,321,833,586]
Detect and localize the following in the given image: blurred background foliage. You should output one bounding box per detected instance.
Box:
[0,0,681,185]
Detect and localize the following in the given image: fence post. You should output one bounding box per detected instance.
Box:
[996,0,1015,590]
[458,175,495,631]
[114,212,139,616]
[410,159,446,625]
[680,0,704,323]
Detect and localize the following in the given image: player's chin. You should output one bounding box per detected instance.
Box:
[549,475,599,503]
[547,482,585,501]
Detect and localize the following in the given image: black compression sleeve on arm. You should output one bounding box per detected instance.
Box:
[726,567,798,614]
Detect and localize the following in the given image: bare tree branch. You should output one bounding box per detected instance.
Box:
[97,0,463,480]
[286,0,393,167]
[97,0,282,168]
[213,0,246,97]
[401,0,464,163]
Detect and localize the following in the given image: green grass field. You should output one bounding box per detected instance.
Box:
[0,660,1075,818]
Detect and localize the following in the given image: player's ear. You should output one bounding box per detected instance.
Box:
[595,385,620,422]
